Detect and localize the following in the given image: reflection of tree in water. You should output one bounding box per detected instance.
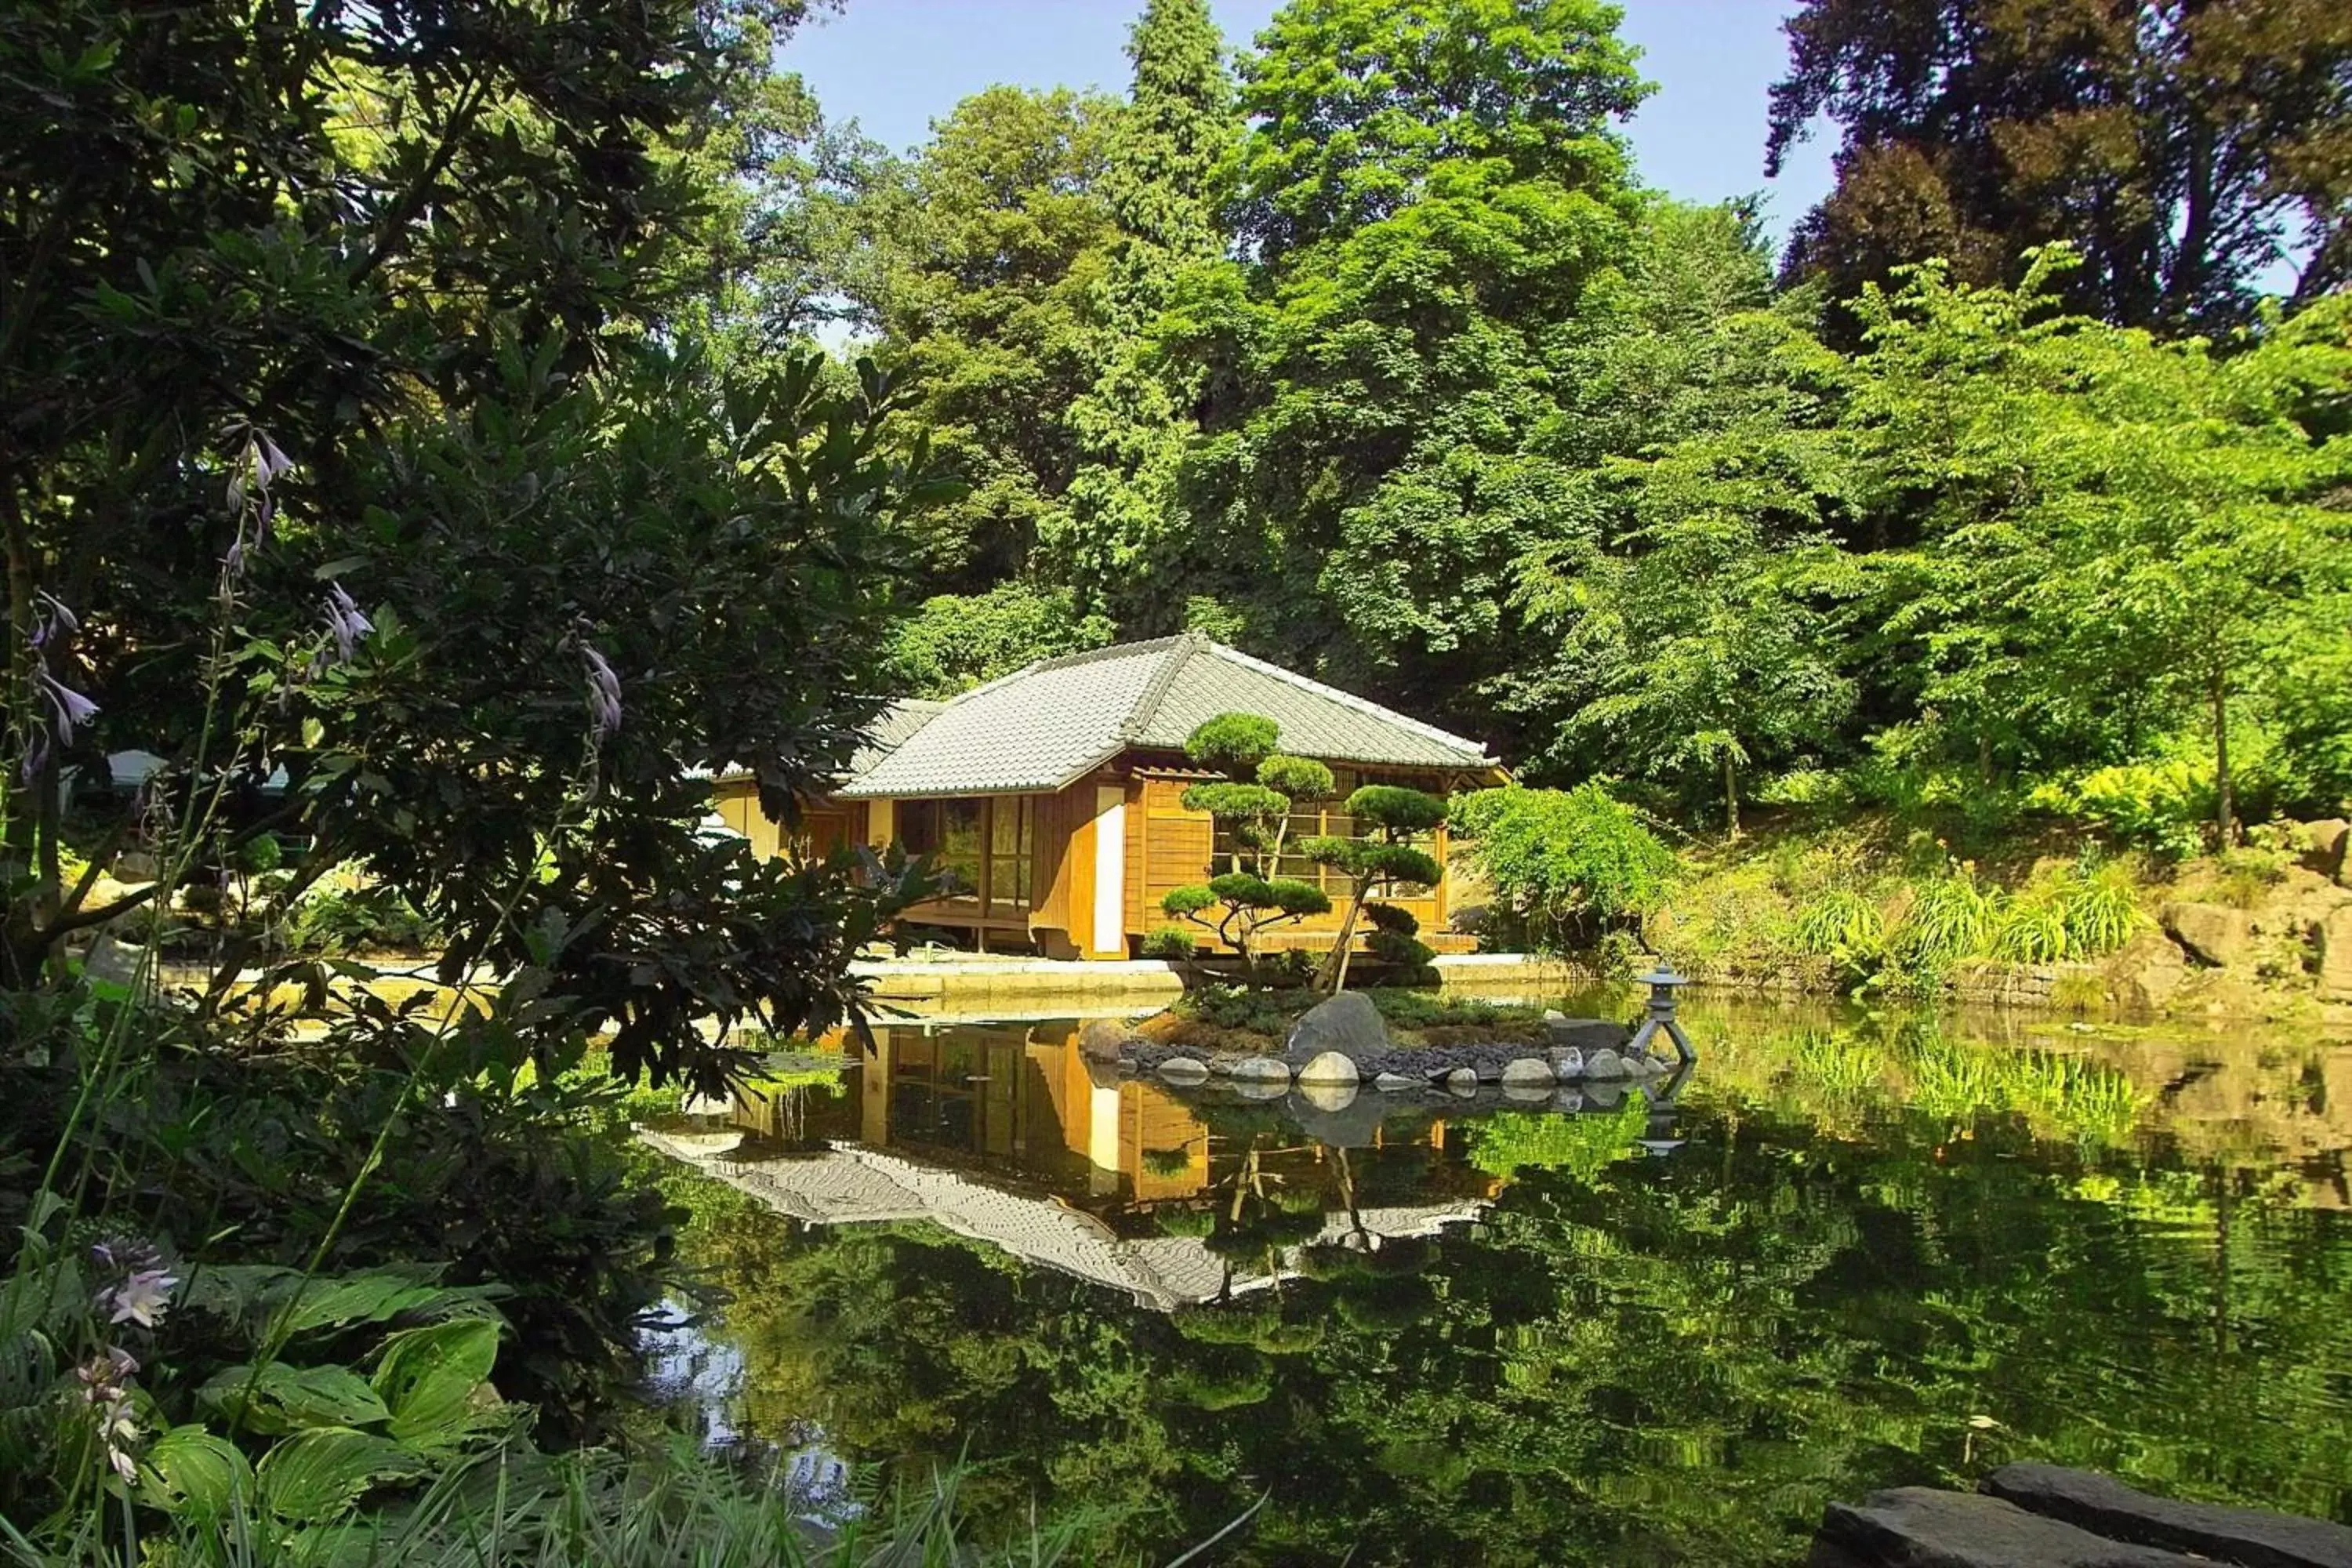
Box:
[666,1030,2352,1566]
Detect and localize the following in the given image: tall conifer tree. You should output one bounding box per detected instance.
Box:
[1053,0,1238,614]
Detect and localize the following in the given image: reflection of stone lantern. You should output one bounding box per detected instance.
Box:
[1625,967,1696,1067]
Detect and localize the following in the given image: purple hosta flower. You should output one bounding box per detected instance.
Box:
[29,590,78,649]
[100,1266,179,1329]
[321,583,374,665]
[37,670,99,746]
[89,1239,162,1276]
[255,432,292,488]
[103,1404,140,1482]
[76,1348,144,1479]
[582,646,622,744]
[76,1346,140,1399]
[222,430,293,578]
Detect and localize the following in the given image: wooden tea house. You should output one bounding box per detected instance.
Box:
[710,634,1503,960]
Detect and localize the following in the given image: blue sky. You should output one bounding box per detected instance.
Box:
[781,0,1837,245]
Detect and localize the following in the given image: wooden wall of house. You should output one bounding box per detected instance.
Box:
[710,780,860,865]
[1127,773,1213,937]
[711,779,782,861]
[1027,782,1093,950]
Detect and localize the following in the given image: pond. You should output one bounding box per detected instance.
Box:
[640,989,2352,1566]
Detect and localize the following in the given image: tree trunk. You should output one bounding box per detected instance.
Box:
[1319,883,1366,995]
[1722,752,1740,840]
[2210,666,2234,847]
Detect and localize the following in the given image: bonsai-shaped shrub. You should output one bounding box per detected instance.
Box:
[1360,900,1436,982]
[1304,784,1446,993]
[1161,714,1336,971]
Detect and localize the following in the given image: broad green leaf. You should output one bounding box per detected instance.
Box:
[255,1427,425,1522]
[199,1363,392,1435]
[372,1318,502,1447]
[141,1426,253,1517]
[176,1264,300,1327]
[273,1269,499,1337]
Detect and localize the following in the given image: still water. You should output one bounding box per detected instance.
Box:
[641,991,2352,1565]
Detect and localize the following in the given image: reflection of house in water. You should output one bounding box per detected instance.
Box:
[654,1020,1497,1310]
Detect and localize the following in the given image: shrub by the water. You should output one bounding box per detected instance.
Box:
[1450,785,1675,953]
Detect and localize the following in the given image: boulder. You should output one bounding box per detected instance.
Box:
[2318,907,2352,1003]
[1157,1056,1210,1084]
[1297,1050,1361,1087]
[2161,902,2255,968]
[1444,1067,1479,1097]
[1231,1056,1292,1083]
[1283,989,1388,1066]
[2295,818,2350,883]
[1373,1072,1421,1092]
[1584,1047,1628,1080]
[1546,1016,1633,1054]
[1080,1020,1135,1063]
[1501,1057,1555,1087]
[1548,1046,1586,1080]
[1815,1486,2203,1567]
[1981,1463,2352,1568]
[2105,929,2190,1014]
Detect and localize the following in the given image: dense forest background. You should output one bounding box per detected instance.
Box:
[737,0,2352,844]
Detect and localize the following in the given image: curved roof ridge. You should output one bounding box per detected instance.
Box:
[1116,632,1210,743]
[1196,641,1492,761]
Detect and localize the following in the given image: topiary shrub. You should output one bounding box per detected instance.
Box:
[1304,782,1446,993]
[1362,902,1435,982]
[1183,713,1280,771]
[1142,924,1202,960]
[1164,714,1336,974]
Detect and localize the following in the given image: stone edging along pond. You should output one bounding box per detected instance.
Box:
[1082,988,1680,1098]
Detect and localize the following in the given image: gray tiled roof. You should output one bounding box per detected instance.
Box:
[848,698,948,776]
[641,1130,1487,1312]
[706,697,946,786]
[838,635,1490,800]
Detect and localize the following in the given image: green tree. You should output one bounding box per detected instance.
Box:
[1304,784,1446,992]
[880,582,1116,697]
[1153,0,1651,737]
[862,86,1119,592]
[1848,252,2352,842]
[1449,783,1675,950]
[0,0,944,1084]
[1517,370,1857,835]
[1767,0,2352,333]
[1052,0,1239,613]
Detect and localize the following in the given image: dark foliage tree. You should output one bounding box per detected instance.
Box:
[1767,0,2352,333]
[0,0,945,1088]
